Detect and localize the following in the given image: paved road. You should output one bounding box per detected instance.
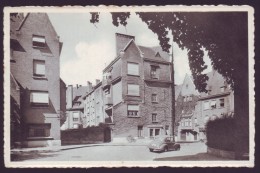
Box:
[17,142,229,161]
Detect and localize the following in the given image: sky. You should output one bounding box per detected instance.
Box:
[48,12,212,86]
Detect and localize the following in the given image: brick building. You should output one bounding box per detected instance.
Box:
[64,84,89,129]
[101,33,173,142]
[10,13,65,147]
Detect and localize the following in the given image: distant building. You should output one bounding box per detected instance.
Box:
[82,80,104,128]
[101,33,173,142]
[10,13,64,147]
[175,70,234,141]
[195,70,234,140]
[64,84,89,130]
[175,74,200,141]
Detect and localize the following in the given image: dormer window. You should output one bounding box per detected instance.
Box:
[151,65,159,79]
[32,35,46,48]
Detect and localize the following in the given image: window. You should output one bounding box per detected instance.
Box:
[152,113,157,122]
[28,124,51,137]
[194,118,198,124]
[189,120,192,127]
[73,124,79,129]
[73,112,79,121]
[220,98,225,107]
[30,91,49,106]
[127,62,139,75]
[127,84,139,96]
[220,86,225,92]
[32,35,46,48]
[127,105,139,117]
[33,60,45,77]
[204,101,209,110]
[150,66,159,79]
[155,129,160,136]
[165,125,169,135]
[151,94,158,102]
[138,126,143,137]
[210,100,217,109]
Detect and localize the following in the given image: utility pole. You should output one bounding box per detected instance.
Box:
[171,43,176,139]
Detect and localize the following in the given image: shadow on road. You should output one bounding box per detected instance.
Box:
[154,153,233,161]
[11,151,59,161]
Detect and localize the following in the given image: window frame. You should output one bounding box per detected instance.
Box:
[152,113,158,122]
[219,98,225,108]
[32,35,46,49]
[150,65,159,79]
[127,84,140,96]
[33,59,46,77]
[127,104,140,117]
[27,123,51,138]
[151,93,158,103]
[127,62,139,76]
[30,91,49,107]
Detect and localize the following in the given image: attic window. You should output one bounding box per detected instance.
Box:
[32,35,46,48]
[155,52,161,57]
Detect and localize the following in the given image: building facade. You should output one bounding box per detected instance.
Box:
[10,13,64,147]
[175,74,200,141]
[175,70,234,141]
[101,33,173,142]
[64,84,89,130]
[194,70,234,141]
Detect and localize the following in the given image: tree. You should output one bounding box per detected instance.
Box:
[90,12,249,159]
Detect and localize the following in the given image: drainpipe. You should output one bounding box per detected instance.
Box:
[171,43,176,138]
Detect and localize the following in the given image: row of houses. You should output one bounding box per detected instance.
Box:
[63,33,234,143]
[10,13,66,148]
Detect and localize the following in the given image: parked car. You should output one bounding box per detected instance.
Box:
[148,136,180,152]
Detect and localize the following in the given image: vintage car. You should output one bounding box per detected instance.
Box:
[148,136,180,152]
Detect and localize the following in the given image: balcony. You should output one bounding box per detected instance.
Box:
[104,96,113,106]
[102,78,111,88]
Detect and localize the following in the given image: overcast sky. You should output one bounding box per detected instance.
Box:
[48,12,212,86]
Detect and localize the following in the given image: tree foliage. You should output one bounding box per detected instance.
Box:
[90,12,248,92]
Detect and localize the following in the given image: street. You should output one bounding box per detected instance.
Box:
[13,142,231,161]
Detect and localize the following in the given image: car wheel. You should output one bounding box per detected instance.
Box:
[164,147,168,152]
[149,149,153,152]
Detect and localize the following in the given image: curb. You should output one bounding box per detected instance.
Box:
[11,143,149,154]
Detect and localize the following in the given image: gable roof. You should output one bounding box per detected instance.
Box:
[138,45,169,63]
[175,84,183,100]
[200,70,229,97]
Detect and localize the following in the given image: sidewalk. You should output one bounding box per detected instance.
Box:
[11,139,152,154]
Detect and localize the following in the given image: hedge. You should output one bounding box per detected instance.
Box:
[206,115,235,151]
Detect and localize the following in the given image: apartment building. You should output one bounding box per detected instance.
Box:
[10,13,65,147]
[64,84,89,129]
[175,70,234,141]
[195,70,234,140]
[82,80,104,128]
[101,33,173,142]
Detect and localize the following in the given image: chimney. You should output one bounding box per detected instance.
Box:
[96,79,101,85]
[115,33,135,55]
[87,81,93,90]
